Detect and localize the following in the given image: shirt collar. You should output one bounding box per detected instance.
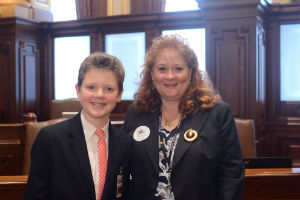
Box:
[80,112,109,140]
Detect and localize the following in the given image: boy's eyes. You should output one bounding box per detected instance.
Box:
[105,87,114,92]
[86,85,116,92]
[87,85,94,89]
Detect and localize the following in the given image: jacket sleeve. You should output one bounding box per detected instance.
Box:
[24,128,51,200]
[216,103,245,200]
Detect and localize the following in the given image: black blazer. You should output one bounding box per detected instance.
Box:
[24,112,132,200]
[122,102,244,200]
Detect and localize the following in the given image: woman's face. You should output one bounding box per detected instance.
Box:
[151,48,192,103]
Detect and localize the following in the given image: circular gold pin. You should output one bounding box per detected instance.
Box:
[184,129,198,142]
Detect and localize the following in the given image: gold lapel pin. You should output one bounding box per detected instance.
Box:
[184,129,198,142]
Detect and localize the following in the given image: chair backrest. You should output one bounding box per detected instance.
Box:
[22,118,68,174]
[234,118,257,157]
[50,98,81,119]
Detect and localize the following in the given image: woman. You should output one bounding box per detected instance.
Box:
[122,35,244,200]
[24,52,132,200]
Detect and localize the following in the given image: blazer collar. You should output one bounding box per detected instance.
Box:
[102,123,122,199]
[140,109,211,173]
[68,113,123,200]
[141,110,160,174]
[67,112,96,200]
[172,109,211,169]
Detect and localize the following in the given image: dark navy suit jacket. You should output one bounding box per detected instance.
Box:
[122,102,244,200]
[24,112,132,200]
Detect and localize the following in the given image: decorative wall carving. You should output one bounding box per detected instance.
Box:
[18,41,40,119]
[211,27,249,118]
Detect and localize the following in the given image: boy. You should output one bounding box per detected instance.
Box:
[24,52,132,200]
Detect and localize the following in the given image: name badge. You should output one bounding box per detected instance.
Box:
[116,166,123,198]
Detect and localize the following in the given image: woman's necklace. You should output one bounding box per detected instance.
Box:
[162,114,182,127]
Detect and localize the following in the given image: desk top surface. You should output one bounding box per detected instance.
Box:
[245,168,300,177]
[0,168,299,184]
[0,175,28,185]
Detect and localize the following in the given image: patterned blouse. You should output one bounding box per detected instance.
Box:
[155,119,181,200]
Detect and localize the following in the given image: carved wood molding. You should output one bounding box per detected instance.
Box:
[18,41,40,121]
[210,26,250,118]
[273,132,300,167]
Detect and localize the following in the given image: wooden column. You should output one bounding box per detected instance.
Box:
[198,0,267,155]
[0,17,40,123]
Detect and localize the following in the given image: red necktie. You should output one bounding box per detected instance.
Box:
[95,129,107,200]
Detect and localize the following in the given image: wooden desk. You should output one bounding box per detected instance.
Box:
[0,175,27,200]
[0,169,299,200]
[0,123,25,175]
[245,168,300,200]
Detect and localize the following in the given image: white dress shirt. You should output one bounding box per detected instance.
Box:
[80,112,109,200]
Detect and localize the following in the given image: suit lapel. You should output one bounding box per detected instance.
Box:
[68,113,96,200]
[144,111,160,174]
[172,110,211,169]
[102,123,119,199]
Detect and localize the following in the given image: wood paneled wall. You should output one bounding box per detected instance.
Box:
[0,0,299,166]
[0,42,11,122]
[0,18,40,123]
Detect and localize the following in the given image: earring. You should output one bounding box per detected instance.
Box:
[152,83,156,90]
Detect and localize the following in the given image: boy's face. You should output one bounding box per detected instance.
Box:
[76,68,122,126]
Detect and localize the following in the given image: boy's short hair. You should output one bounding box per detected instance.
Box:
[78,52,125,93]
